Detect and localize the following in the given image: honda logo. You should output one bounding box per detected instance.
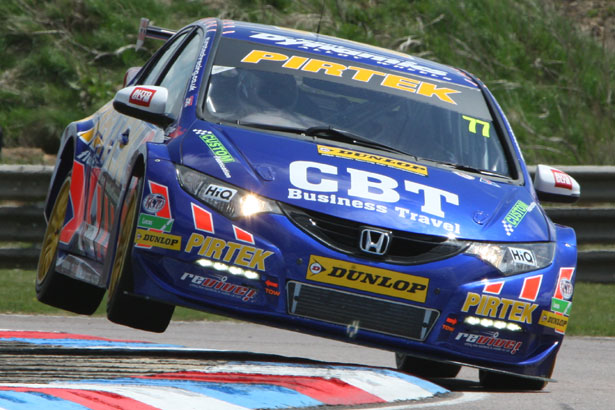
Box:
[359,227,391,255]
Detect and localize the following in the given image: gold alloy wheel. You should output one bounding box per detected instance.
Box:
[108,178,139,297]
[37,177,71,284]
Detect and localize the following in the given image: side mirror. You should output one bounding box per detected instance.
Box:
[112,85,175,128]
[533,164,581,203]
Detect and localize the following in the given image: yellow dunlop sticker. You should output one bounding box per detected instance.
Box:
[317,145,428,176]
[538,310,568,333]
[306,255,429,303]
[135,228,182,251]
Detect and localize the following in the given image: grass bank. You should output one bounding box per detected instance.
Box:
[1,0,614,164]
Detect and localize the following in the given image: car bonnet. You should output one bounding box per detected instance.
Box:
[180,125,550,243]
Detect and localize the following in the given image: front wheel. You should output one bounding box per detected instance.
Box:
[106,173,174,333]
[36,173,104,314]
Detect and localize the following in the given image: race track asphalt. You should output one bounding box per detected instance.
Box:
[0,314,611,409]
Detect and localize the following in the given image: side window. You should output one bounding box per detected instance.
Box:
[140,31,190,86]
[159,33,203,117]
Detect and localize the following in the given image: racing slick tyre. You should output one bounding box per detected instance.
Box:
[106,173,174,333]
[36,173,105,314]
[395,353,461,378]
[478,369,548,391]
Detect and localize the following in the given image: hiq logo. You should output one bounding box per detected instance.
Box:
[509,247,536,266]
[202,184,237,202]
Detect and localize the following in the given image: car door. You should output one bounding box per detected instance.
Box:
[85,27,204,263]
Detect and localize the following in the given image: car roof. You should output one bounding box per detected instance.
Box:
[208,19,479,89]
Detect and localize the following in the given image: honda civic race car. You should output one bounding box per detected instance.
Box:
[37,17,580,390]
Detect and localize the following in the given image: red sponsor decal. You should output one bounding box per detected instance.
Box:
[519,275,542,301]
[483,281,504,295]
[554,267,575,300]
[233,225,254,244]
[148,181,171,219]
[191,203,214,233]
[551,169,573,190]
[129,87,156,107]
[59,161,86,244]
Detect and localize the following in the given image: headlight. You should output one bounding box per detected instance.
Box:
[176,164,281,219]
[464,241,555,276]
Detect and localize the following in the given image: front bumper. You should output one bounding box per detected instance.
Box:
[129,155,576,379]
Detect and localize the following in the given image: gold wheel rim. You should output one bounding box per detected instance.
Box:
[109,180,139,296]
[37,178,71,283]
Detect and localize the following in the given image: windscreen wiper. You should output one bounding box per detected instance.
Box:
[303,126,412,157]
[236,122,412,157]
[431,160,509,179]
[235,121,305,134]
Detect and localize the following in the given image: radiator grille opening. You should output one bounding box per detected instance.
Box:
[281,204,466,264]
[287,281,439,341]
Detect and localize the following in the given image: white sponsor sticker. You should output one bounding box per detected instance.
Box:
[509,247,536,266]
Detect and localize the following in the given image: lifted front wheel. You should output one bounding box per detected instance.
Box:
[106,173,174,333]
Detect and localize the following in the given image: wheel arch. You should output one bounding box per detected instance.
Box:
[101,152,146,288]
[44,134,75,222]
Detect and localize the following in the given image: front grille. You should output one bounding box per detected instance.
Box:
[287,281,439,341]
[281,204,466,264]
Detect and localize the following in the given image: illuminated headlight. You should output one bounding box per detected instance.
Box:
[464,241,555,276]
[176,164,281,219]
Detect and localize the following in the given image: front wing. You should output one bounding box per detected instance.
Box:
[127,151,576,380]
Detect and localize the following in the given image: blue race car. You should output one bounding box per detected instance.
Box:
[37,17,580,390]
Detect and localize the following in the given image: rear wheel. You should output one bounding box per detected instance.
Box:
[479,369,548,391]
[395,353,461,378]
[36,174,104,314]
[106,173,174,333]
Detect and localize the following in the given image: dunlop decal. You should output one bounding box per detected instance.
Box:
[134,228,182,251]
[317,145,428,176]
[306,255,429,303]
[538,310,568,333]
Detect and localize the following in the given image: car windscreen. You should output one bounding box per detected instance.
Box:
[203,38,511,176]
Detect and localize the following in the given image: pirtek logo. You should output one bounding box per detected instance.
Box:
[461,292,537,324]
[129,87,156,107]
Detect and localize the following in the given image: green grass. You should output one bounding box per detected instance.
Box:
[566,282,615,336]
[0,269,223,321]
[1,0,614,164]
[2,269,612,335]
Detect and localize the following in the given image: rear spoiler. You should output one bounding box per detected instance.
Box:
[136,18,177,50]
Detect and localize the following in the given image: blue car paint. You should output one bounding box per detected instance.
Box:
[42,17,577,381]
